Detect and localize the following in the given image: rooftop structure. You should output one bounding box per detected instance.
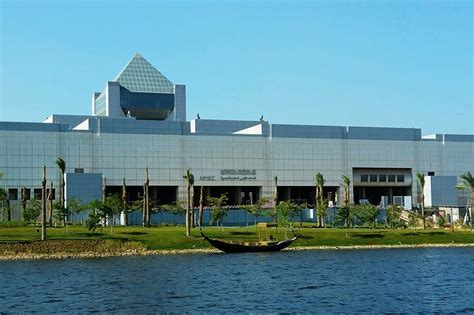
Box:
[91,53,185,121]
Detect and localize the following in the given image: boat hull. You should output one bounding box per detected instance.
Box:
[201,231,297,253]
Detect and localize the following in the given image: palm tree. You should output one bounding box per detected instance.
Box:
[143,169,150,227]
[0,171,7,222]
[20,187,28,220]
[121,178,128,226]
[183,170,194,236]
[341,175,350,209]
[47,181,54,226]
[415,172,426,229]
[55,157,66,209]
[41,166,47,241]
[460,172,474,224]
[198,185,204,227]
[315,172,325,227]
[102,176,107,202]
[340,175,351,227]
[0,189,9,222]
[273,176,278,223]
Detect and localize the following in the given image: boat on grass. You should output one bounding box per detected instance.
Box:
[200,223,298,253]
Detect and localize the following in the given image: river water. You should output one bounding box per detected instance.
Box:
[1,248,473,313]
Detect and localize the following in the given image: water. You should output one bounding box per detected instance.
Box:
[1,248,473,313]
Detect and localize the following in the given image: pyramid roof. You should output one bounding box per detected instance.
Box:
[113,53,174,94]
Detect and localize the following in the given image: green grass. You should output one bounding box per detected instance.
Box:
[1,225,474,255]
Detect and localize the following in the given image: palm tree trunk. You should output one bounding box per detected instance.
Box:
[421,195,425,229]
[186,185,191,236]
[47,182,53,226]
[142,183,147,227]
[123,202,128,226]
[41,166,47,241]
[146,185,150,227]
[49,199,53,226]
[190,186,195,228]
[198,186,204,227]
[6,200,11,222]
[60,171,65,208]
[315,187,319,225]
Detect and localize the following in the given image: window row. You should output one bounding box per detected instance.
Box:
[3,188,56,201]
[360,174,405,183]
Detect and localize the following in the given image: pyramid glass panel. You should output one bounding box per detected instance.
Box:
[114,53,174,94]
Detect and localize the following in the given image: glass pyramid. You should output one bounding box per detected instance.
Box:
[113,53,174,94]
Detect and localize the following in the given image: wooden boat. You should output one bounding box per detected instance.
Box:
[200,223,298,253]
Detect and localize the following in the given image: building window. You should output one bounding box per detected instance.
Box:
[388,175,396,182]
[397,175,404,183]
[379,175,386,182]
[75,168,84,173]
[428,171,435,176]
[8,189,18,200]
[360,175,368,182]
[370,175,378,182]
[33,189,42,200]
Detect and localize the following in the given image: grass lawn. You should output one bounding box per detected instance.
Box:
[1,225,474,254]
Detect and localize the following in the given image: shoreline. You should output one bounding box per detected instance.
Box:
[2,243,474,261]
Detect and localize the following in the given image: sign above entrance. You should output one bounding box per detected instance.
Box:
[199,169,257,181]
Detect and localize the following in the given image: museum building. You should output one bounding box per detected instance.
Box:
[1,53,473,221]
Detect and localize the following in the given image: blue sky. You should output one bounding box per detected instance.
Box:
[0,0,472,135]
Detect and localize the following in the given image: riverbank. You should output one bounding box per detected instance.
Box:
[2,242,474,261]
[1,226,474,260]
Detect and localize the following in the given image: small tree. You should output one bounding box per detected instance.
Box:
[53,202,69,227]
[386,204,403,228]
[208,194,228,227]
[24,200,41,225]
[105,193,123,234]
[408,211,422,228]
[276,201,298,228]
[86,199,105,234]
[162,201,187,223]
[68,197,85,224]
[316,199,328,228]
[336,207,350,227]
[348,204,360,228]
[459,172,474,226]
[358,204,380,228]
[243,198,269,226]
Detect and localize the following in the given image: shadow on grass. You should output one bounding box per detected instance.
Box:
[119,231,148,236]
[350,233,384,239]
[75,232,106,237]
[402,231,446,236]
